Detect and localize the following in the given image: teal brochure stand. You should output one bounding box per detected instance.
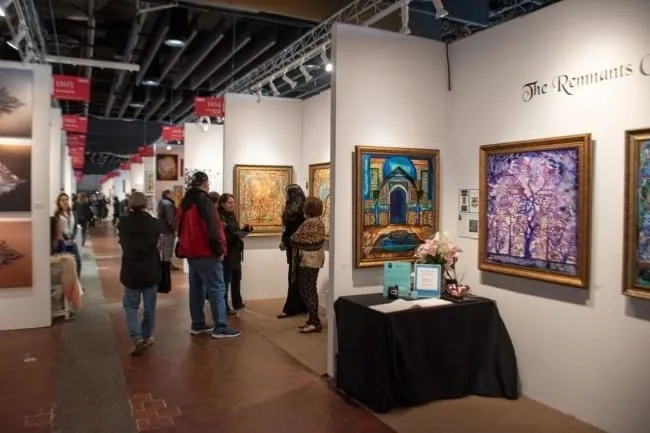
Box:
[383,262,412,298]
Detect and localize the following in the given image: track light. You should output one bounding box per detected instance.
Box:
[7,26,25,50]
[320,48,333,73]
[399,3,411,35]
[269,81,279,96]
[281,72,297,89]
[0,0,14,18]
[299,63,313,82]
[256,87,262,103]
[432,0,449,19]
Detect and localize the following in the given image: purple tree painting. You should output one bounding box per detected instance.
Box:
[478,135,592,288]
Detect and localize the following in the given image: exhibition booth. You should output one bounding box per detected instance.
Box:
[0,0,648,431]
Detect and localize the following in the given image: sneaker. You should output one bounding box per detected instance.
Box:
[227,309,238,316]
[131,339,146,356]
[299,324,322,334]
[143,337,155,348]
[212,327,241,339]
[190,325,213,336]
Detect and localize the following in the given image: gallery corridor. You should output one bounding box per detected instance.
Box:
[0,227,394,433]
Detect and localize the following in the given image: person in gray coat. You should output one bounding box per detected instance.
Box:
[157,189,177,292]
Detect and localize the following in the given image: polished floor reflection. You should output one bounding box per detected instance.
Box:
[0,226,395,433]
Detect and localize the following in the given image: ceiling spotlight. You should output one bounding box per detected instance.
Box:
[166,145,172,150]
[7,26,25,51]
[256,87,262,103]
[281,72,297,89]
[269,81,279,96]
[299,64,313,82]
[432,0,449,19]
[399,2,411,35]
[320,48,333,73]
[165,8,190,48]
[129,101,145,108]
[0,0,14,18]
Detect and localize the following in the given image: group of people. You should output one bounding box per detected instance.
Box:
[118,171,327,356]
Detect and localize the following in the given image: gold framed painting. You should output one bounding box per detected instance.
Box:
[354,146,440,268]
[308,162,330,238]
[478,134,592,288]
[234,164,293,236]
[624,128,650,300]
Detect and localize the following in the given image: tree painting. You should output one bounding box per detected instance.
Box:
[485,149,579,276]
[0,86,24,117]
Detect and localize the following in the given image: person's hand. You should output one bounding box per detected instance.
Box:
[279,242,286,251]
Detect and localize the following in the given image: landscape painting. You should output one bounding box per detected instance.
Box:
[0,220,32,288]
[354,146,440,268]
[0,142,31,212]
[478,134,592,288]
[309,162,330,238]
[234,165,293,235]
[0,67,33,139]
[624,128,650,300]
[156,154,178,181]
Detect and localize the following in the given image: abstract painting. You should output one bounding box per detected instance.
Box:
[309,162,330,238]
[145,171,154,194]
[0,68,33,139]
[0,142,31,212]
[234,165,293,236]
[624,128,650,300]
[478,134,592,288]
[156,154,178,181]
[171,185,183,208]
[354,146,440,268]
[0,220,32,288]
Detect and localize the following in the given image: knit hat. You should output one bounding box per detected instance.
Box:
[130,191,147,209]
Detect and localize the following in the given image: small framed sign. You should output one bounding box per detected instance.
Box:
[414,263,442,298]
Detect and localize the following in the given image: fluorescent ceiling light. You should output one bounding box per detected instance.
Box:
[142,79,159,87]
[164,38,186,48]
[129,101,145,108]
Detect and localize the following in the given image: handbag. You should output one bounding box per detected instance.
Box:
[158,261,172,294]
[174,209,186,259]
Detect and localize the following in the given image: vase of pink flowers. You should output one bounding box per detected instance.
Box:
[415,232,470,299]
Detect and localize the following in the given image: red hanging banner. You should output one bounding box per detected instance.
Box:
[69,148,85,170]
[138,146,155,157]
[62,115,88,134]
[162,125,184,141]
[130,154,143,164]
[74,170,84,184]
[120,162,131,170]
[53,75,91,102]
[194,96,224,118]
[67,133,87,150]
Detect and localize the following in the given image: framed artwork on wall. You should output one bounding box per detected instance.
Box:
[354,146,440,268]
[0,219,32,288]
[478,134,592,288]
[624,128,650,300]
[0,67,33,139]
[0,142,31,212]
[145,171,154,194]
[308,162,330,239]
[234,164,293,236]
[156,154,179,181]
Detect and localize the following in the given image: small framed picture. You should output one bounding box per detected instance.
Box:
[413,263,442,298]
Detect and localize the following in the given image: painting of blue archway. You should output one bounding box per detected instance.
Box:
[355,146,440,267]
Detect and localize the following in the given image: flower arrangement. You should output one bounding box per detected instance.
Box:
[415,232,469,298]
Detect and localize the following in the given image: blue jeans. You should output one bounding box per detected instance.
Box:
[123,286,158,341]
[187,258,228,330]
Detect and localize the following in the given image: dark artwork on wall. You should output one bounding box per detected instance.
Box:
[478,134,592,288]
[0,220,32,288]
[156,154,179,181]
[0,143,31,212]
[0,68,33,139]
[354,146,440,268]
[623,128,650,300]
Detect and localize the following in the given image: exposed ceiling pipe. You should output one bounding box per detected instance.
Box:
[157,98,184,121]
[172,24,226,89]
[104,13,148,117]
[143,92,167,121]
[84,0,96,118]
[117,88,133,118]
[190,31,252,91]
[134,17,170,85]
[209,37,276,92]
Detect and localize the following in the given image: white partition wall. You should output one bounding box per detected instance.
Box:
[328,24,450,374]
[224,93,304,300]
[63,148,72,194]
[184,122,224,192]
[130,160,145,192]
[302,90,332,308]
[49,108,62,213]
[0,62,52,330]
[445,0,650,431]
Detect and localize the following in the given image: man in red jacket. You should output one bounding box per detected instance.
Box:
[176,171,240,338]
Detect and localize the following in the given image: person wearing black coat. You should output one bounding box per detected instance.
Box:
[118,192,161,356]
[73,193,91,246]
[277,184,308,318]
[217,193,252,313]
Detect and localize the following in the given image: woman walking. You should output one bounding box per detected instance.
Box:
[218,193,253,313]
[118,192,161,356]
[73,193,91,246]
[277,184,308,319]
[291,197,326,333]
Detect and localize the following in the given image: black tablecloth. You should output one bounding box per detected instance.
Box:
[334,294,519,413]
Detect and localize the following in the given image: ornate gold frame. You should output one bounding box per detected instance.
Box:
[308,162,331,240]
[354,145,441,268]
[233,164,293,236]
[624,128,650,300]
[478,134,592,288]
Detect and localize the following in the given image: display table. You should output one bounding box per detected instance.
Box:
[334,293,519,413]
